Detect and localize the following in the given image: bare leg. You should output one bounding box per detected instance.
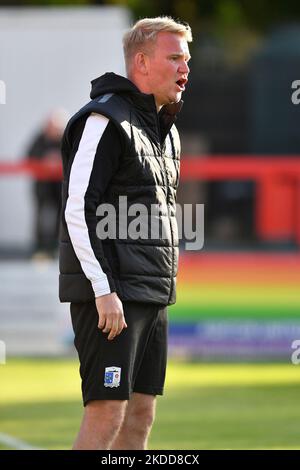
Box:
[73,399,127,450]
[111,393,156,450]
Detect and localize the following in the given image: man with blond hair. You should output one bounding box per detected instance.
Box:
[59,16,192,450]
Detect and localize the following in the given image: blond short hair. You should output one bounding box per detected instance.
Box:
[123,16,192,75]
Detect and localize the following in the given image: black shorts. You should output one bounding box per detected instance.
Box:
[70,300,168,406]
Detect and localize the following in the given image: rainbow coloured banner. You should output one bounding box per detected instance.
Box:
[168,253,300,359]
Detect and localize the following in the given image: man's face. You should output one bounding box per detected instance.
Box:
[145,32,191,109]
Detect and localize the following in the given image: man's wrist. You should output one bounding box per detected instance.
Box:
[92,278,111,297]
[96,292,115,300]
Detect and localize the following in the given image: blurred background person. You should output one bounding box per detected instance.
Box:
[26,108,69,258]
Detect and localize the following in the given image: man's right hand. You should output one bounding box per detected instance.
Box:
[96,292,127,341]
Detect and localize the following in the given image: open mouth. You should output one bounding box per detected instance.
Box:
[176,78,188,91]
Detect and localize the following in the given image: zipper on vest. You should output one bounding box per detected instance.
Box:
[156,113,175,303]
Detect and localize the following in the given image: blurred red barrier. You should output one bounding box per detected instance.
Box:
[1,156,300,244]
[0,160,62,180]
[181,156,300,245]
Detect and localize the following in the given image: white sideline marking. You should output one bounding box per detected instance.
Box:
[0,432,43,450]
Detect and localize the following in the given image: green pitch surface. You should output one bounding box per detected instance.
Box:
[1,358,300,450]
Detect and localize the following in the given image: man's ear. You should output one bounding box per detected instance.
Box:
[134,52,149,75]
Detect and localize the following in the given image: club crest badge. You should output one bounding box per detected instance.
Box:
[104,366,121,388]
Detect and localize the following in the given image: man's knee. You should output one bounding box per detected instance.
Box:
[85,399,127,429]
[127,399,156,431]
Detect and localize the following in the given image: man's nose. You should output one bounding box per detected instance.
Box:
[179,61,190,75]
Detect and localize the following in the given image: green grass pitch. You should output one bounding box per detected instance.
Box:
[1,358,300,450]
